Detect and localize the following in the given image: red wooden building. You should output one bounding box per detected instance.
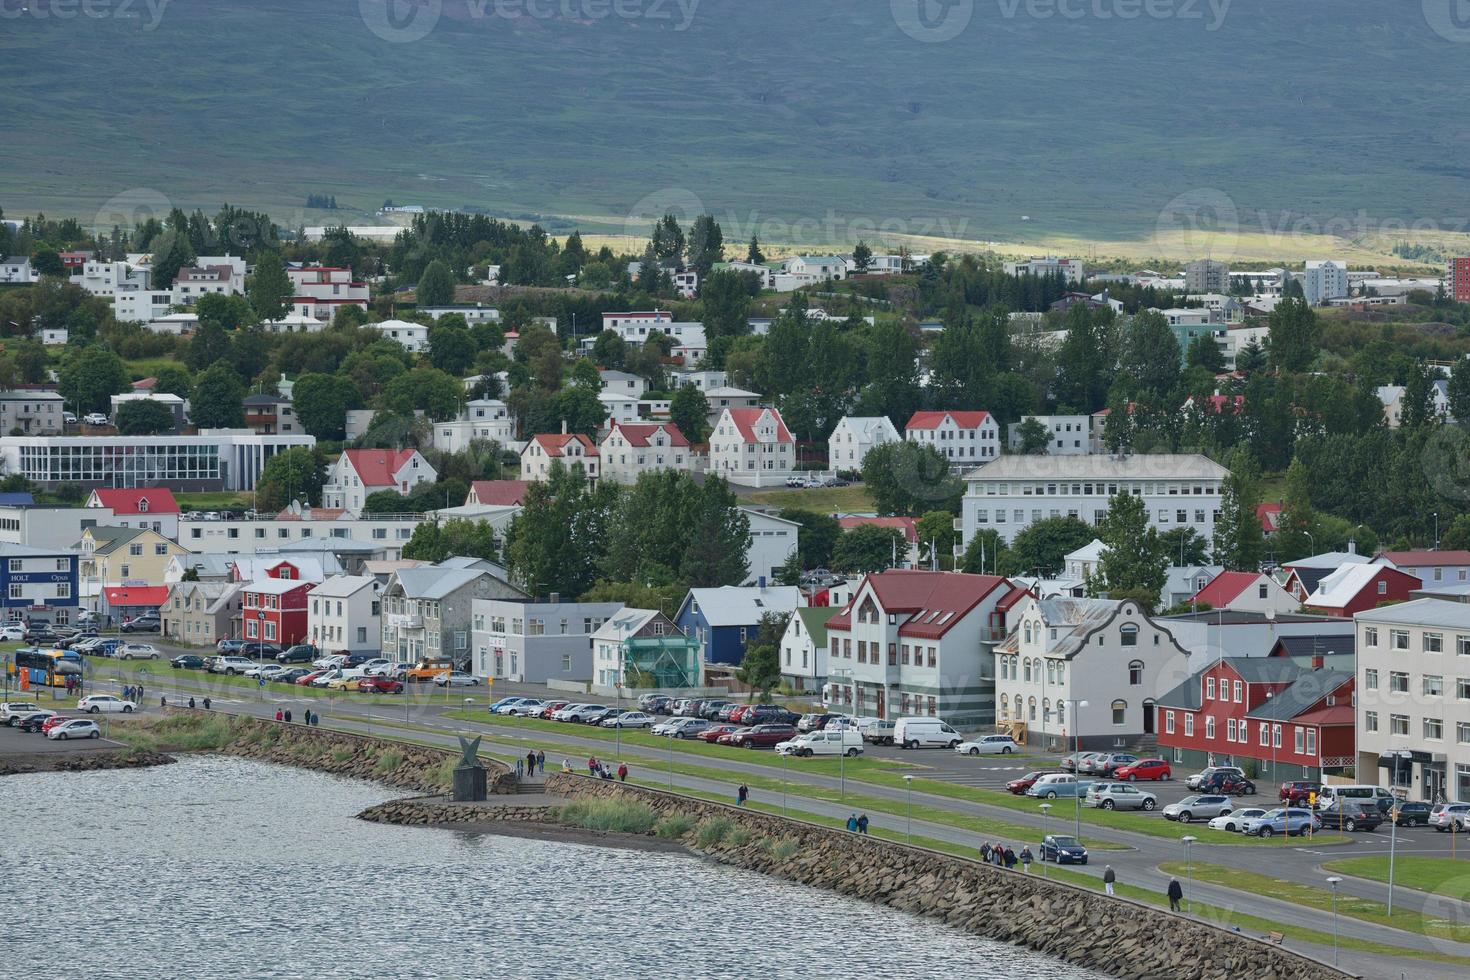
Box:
[241,578,312,646]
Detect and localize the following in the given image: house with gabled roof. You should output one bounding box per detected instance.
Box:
[85,487,180,539]
[162,581,243,646]
[709,407,794,487]
[1303,563,1421,617]
[994,594,1191,748]
[1373,550,1470,589]
[465,480,530,507]
[674,582,805,666]
[905,410,999,470]
[824,569,1016,725]
[519,432,599,483]
[828,415,901,473]
[1188,570,1299,616]
[779,606,834,692]
[381,563,527,669]
[599,420,690,484]
[323,448,436,515]
[1279,550,1373,602]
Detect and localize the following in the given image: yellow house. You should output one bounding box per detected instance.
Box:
[75,526,190,609]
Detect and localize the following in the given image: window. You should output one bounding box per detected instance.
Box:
[1184,714,1194,736]
[1272,723,1282,748]
[1390,714,1410,736]
[1364,627,1378,647]
[1391,629,1409,650]
[128,543,142,556]
[1120,624,1138,647]
[1205,716,1216,739]
[1294,727,1304,753]
[1206,677,1216,699]
[1459,677,1470,700]
[1227,718,1238,741]
[561,654,572,671]
[1128,660,1143,685]
[1425,718,1444,741]
[1365,710,1378,733]
[1233,680,1242,703]
[1378,580,1388,595]
[1426,632,1445,654]
[1425,675,1444,697]
[1165,710,1175,734]
[1364,668,1378,690]
[1389,671,1409,693]
[1259,723,1269,746]
[1111,699,1126,725]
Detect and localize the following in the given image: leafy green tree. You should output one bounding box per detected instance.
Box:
[735,611,788,701]
[1054,305,1116,412]
[1267,296,1320,373]
[1004,516,1097,577]
[851,240,872,272]
[247,251,292,323]
[778,508,841,570]
[58,347,127,414]
[700,270,753,348]
[861,441,963,516]
[148,225,195,291]
[152,365,193,399]
[857,318,922,428]
[591,329,626,369]
[1273,456,1315,562]
[553,384,604,436]
[416,259,456,307]
[403,517,499,563]
[651,214,685,261]
[1097,492,1167,604]
[504,462,619,597]
[115,399,176,435]
[960,528,1009,576]
[1186,333,1226,373]
[255,446,326,512]
[1118,310,1181,397]
[190,362,246,429]
[669,383,709,444]
[1449,366,1470,422]
[916,510,957,567]
[679,475,751,587]
[428,322,476,376]
[291,372,360,440]
[1159,526,1210,567]
[194,292,253,331]
[187,319,234,372]
[1400,363,1437,431]
[379,366,465,421]
[13,341,48,384]
[832,524,907,573]
[1213,448,1265,571]
[1016,417,1050,454]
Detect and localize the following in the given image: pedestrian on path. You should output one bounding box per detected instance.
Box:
[516,758,524,777]
[203,697,211,710]
[857,814,869,834]
[526,750,536,776]
[1019,846,1033,873]
[284,709,292,723]
[137,684,145,703]
[1003,846,1016,869]
[846,814,858,832]
[737,784,749,806]
[161,695,167,708]
[617,762,628,781]
[188,697,196,708]
[1167,878,1183,913]
[536,749,545,773]
[1103,866,1116,896]
[587,756,598,776]
[980,842,992,863]
[275,709,283,722]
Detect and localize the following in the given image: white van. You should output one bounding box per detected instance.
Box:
[776,729,864,757]
[894,716,961,749]
[1316,785,1394,813]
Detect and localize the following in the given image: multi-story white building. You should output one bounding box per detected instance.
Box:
[471,596,623,683]
[995,594,1191,749]
[170,265,241,307]
[1006,415,1092,455]
[421,303,500,324]
[520,433,599,482]
[709,407,794,487]
[322,448,436,515]
[961,453,1228,549]
[1356,598,1470,803]
[113,284,174,323]
[1004,256,1085,284]
[0,430,313,491]
[827,416,901,473]
[741,507,801,584]
[904,411,999,470]
[599,421,691,484]
[1303,260,1349,306]
[286,265,370,321]
[0,391,65,436]
[381,564,525,668]
[430,399,516,454]
[1185,259,1230,294]
[779,606,832,692]
[364,318,430,353]
[307,574,383,654]
[782,256,848,283]
[1,256,36,283]
[72,258,149,300]
[822,569,1021,726]
[181,511,427,561]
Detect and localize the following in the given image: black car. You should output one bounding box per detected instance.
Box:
[276,645,319,664]
[343,652,377,668]
[276,667,313,685]
[1201,773,1257,796]
[1320,802,1385,833]
[238,641,282,659]
[25,629,59,645]
[171,654,207,670]
[1040,834,1089,865]
[18,713,53,733]
[749,706,800,726]
[1391,801,1432,827]
[121,615,161,633]
[639,695,672,715]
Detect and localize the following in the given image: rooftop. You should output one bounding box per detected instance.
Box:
[965,453,1228,483]
[1353,596,1470,628]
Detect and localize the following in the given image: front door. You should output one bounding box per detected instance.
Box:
[877,687,886,720]
[1143,699,1156,735]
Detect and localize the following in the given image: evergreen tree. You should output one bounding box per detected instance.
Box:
[1266,296,1320,373]
[746,235,765,264]
[678,475,750,587]
[1274,456,1315,562]
[1448,363,1470,422]
[247,251,292,323]
[685,214,724,277]
[191,363,247,429]
[851,240,873,272]
[1097,493,1167,606]
[1400,363,1437,431]
[416,259,456,307]
[1213,448,1265,571]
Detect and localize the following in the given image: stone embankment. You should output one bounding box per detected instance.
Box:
[544,774,1352,980]
[0,749,175,777]
[358,796,561,826]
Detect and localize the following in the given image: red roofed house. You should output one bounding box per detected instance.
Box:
[1373,550,1470,589]
[85,488,180,539]
[599,421,691,484]
[519,433,600,483]
[241,577,313,646]
[1304,563,1421,617]
[1189,570,1299,616]
[464,480,531,508]
[822,569,1016,724]
[1182,393,1245,415]
[904,411,999,470]
[836,516,920,566]
[1256,502,1282,534]
[323,449,436,515]
[710,407,794,487]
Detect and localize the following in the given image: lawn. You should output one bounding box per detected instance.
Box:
[743,484,875,515]
[1159,861,1470,946]
[1323,855,1470,897]
[174,492,253,512]
[122,358,190,382]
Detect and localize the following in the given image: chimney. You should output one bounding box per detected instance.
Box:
[549,592,560,605]
[1312,655,1324,670]
[1347,539,1356,555]
[758,576,767,591]
[560,419,568,436]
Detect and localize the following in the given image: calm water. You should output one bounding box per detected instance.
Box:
[1,757,1105,979]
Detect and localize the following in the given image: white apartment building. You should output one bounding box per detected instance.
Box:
[0,391,65,436]
[599,421,691,485]
[1006,415,1092,455]
[779,606,832,692]
[828,415,901,472]
[365,318,430,352]
[1356,598,1470,803]
[431,399,517,454]
[1185,259,1230,294]
[1004,256,1085,284]
[709,407,794,487]
[307,574,383,654]
[72,258,149,299]
[961,453,1229,549]
[287,265,370,321]
[1304,260,1349,306]
[741,507,801,584]
[182,513,425,560]
[782,256,848,282]
[995,595,1191,748]
[322,448,436,515]
[0,430,313,491]
[421,304,500,324]
[520,433,599,482]
[113,284,174,323]
[904,411,999,470]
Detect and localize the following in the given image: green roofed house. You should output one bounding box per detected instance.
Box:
[780,606,833,694]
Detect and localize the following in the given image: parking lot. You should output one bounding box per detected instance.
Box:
[0,720,126,758]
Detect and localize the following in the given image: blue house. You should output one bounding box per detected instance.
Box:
[0,543,80,625]
[674,584,805,666]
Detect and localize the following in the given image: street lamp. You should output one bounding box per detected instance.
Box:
[831,666,853,800]
[781,747,789,817]
[1039,802,1052,878]
[1181,835,1197,914]
[1326,876,1342,967]
[903,774,914,843]
[1063,698,1088,839]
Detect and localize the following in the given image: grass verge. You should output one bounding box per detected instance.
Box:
[559,799,659,834]
[1323,855,1470,896]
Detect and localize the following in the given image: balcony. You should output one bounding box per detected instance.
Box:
[386,612,423,629]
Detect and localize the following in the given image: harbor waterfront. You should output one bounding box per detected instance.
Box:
[3,755,1108,979]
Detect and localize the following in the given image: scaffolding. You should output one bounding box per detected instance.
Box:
[622,634,702,690]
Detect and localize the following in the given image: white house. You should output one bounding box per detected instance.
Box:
[113,285,174,323]
[1006,415,1092,455]
[430,399,516,454]
[599,390,641,425]
[1004,256,1085,284]
[1377,382,1452,428]
[709,407,795,487]
[365,318,430,353]
[421,304,500,324]
[170,265,241,307]
[994,595,1191,749]
[520,433,599,482]
[828,416,901,473]
[783,256,848,282]
[599,421,691,485]
[287,265,370,321]
[1187,570,1300,616]
[322,448,436,514]
[780,606,832,692]
[904,411,999,470]
[741,507,801,584]
[0,256,36,283]
[307,574,383,654]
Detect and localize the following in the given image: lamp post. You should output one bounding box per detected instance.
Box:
[1326,876,1342,967]
[1181,835,1197,914]
[903,774,914,843]
[781,747,789,817]
[831,666,853,801]
[1039,803,1052,878]
[1063,698,1088,839]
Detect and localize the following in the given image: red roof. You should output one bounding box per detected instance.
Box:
[342,448,419,487]
[724,408,792,443]
[1292,702,1356,727]
[89,488,180,515]
[466,480,531,506]
[905,410,991,431]
[994,583,1035,613]
[1184,394,1244,414]
[826,570,1010,640]
[530,433,599,458]
[1376,550,1470,567]
[837,516,918,544]
[104,586,169,607]
[608,421,690,448]
[1189,571,1261,608]
[1256,502,1282,533]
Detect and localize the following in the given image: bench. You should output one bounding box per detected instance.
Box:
[1267,931,1286,946]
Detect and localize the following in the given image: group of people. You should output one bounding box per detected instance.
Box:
[516,750,547,778]
[64,675,83,696]
[122,683,144,703]
[845,813,870,834]
[271,707,319,725]
[979,842,1023,870]
[585,756,628,781]
[185,697,212,710]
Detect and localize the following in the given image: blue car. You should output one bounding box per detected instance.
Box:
[1242,807,1322,838]
[1040,834,1089,865]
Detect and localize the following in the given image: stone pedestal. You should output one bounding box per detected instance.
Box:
[452,764,487,802]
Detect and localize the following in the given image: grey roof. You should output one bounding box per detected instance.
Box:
[1353,596,1470,628]
[681,585,804,627]
[308,574,379,598]
[1246,668,1354,721]
[1156,655,1355,721]
[392,566,489,600]
[0,542,73,558]
[965,453,1228,482]
[1155,676,1201,712]
[243,393,288,406]
[1273,635,1356,660]
[173,554,237,577]
[0,389,63,401]
[1158,609,1341,626]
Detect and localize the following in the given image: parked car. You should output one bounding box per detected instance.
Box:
[276,668,313,685]
[238,642,283,660]
[82,412,109,426]
[358,676,404,694]
[1007,771,1055,795]
[1209,807,1268,832]
[1163,795,1234,823]
[1026,774,1092,799]
[210,655,257,674]
[275,644,320,664]
[639,695,671,714]
[48,718,101,739]
[697,724,742,743]
[1092,753,1139,777]
[954,734,1019,755]
[1,702,43,724]
[171,654,206,670]
[431,671,480,687]
[1318,802,1385,833]
[358,658,393,675]
[536,701,570,719]
[77,695,135,714]
[776,729,863,757]
[120,614,160,633]
[553,703,605,723]
[216,639,249,655]
[894,717,961,749]
[1083,784,1158,811]
[1113,759,1172,782]
[651,717,707,737]
[313,655,347,670]
[797,713,835,733]
[0,623,26,641]
[698,700,733,720]
[1279,780,1322,806]
[1244,807,1322,838]
[12,709,57,732]
[1039,834,1088,865]
[1389,801,1433,827]
[1430,803,1470,832]
[1187,766,1244,790]
[583,706,626,725]
[310,670,343,688]
[39,713,73,734]
[250,664,287,682]
[488,696,531,715]
[723,724,798,749]
[506,699,548,717]
[1200,773,1257,796]
[116,643,161,661]
[295,670,328,686]
[746,705,800,727]
[602,711,654,729]
[862,719,897,745]
[1061,752,1101,773]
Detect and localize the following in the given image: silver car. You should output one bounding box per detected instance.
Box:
[1083,783,1158,811]
[1163,795,1234,822]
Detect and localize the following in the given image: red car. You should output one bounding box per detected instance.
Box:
[41,714,73,734]
[295,670,327,686]
[727,705,756,724]
[722,724,797,749]
[699,724,741,743]
[537,701,570,719]
[1113,759,1172,782]
[1006,771,1053,795]
[358,676,403,694]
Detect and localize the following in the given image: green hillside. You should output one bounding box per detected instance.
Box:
[2,0,1467,253]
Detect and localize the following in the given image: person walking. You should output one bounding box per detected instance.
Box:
[737,784,749,806]
[515,758,524,778]
[1003,846,1017,869]
[203,697,211,710]
[275,708,283,722]
[846,814,859,833]
[284,709,292,723]
[617,762,628,782]
[526,750,536,777]
[536,749,545,774]
[1020,846,1033,873]
[188,697,196,708]
[857,813,869,835]
[1167,878,1183,913]
[1103,866,1117,897]
[137,684,144,703]
[980,842,992,863]
[587,756,598,776]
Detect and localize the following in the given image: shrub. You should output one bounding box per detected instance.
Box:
[727,826,752,847]
[331,748,355,763]
[374,751,404,775]
[695,816,735,847]
[771,839,798,861]
[654,814,695,839]
[559,799,659,835]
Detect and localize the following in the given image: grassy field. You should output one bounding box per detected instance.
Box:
[1323,855,1470,897]
[122,358,190,382]
[1159,861,1470,945]
[743,485,875,514]
[174,492,253,512]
